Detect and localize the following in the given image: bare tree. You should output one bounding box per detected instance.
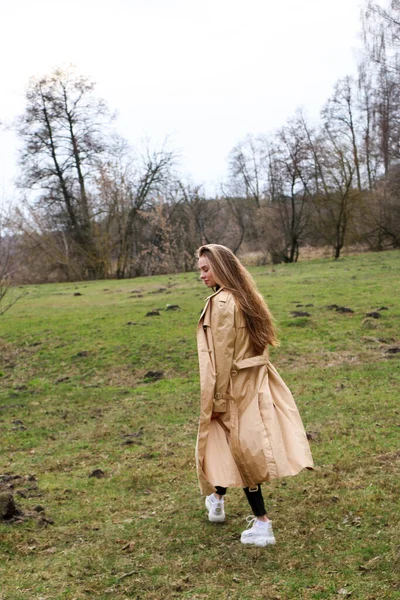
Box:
[357,60,380,191]
[117,144,176,278]
[96,140,176,278]
[227,135,268,208]
[225,117,315,263]
[363,165,400,249]
[224,196,251,255]
[362,1,400,172]
[322,77,363,191]
[0,206,13,314]
[363,1,400,68]
[12,200,86,282]
[358,1,400,247]
[274,113,314,262]
[0,202,27,315]
[17,67,113,279]
[310,123,358,259]
[175,180,212,246]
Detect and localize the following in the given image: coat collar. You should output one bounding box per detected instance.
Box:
[198,286,225,324]
[205,286,225,300]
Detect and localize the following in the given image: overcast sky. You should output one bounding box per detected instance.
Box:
[1,0,369,199]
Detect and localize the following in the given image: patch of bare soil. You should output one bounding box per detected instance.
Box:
[376,450,400,464]
[386,346,400,355]
[0,473,40,497]
[0,339,21,369]
[0,338,42,383]
[0,474,54,526]
[83,365,176,389]
[276,348,380,371]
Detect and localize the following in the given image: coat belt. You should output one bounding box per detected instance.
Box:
[233,355,269,370]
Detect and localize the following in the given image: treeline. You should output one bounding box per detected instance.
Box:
[1,0,400,284]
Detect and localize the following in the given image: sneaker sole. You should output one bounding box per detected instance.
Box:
[205,496,225,522]
[241,535,276,547]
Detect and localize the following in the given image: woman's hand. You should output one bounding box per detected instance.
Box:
[211,412,222,420]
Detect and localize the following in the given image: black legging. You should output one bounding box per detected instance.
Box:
[214,484,266,517]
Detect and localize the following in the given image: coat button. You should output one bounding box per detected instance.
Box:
[231,370,237,376]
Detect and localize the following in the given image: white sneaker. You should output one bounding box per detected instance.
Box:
[205,494,225,522]
[240,516,276,546]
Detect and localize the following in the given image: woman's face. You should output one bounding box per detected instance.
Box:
[198,255,219,288]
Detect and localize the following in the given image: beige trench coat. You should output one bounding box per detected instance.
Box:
[195,287,314,495]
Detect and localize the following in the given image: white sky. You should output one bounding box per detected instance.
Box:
[1,0,368,199]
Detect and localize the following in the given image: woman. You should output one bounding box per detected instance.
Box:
[196,244,313,547]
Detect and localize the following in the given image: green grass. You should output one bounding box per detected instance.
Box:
[0,251,399,600]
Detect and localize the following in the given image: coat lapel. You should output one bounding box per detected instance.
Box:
[198,287,225,325]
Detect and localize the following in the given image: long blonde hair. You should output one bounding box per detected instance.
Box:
[197,244,278,352]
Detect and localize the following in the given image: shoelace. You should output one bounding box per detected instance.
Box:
[244,515,258,529]
[211,496,223,505]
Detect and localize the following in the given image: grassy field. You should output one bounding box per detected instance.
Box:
[0,250,399,600]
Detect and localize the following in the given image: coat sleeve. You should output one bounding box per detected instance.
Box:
[210,291,236,412]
